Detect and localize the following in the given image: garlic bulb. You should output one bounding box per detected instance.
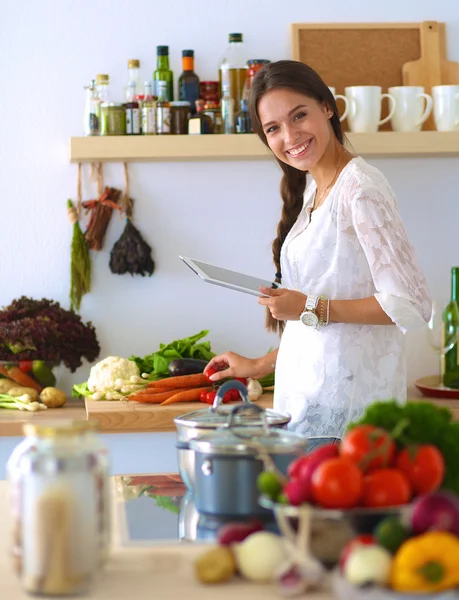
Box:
[247,378,263,401]
[233,532,287,582]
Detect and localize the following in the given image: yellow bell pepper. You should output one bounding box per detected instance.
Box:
[390,531,459,593]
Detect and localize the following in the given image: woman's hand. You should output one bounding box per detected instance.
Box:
[258,287,306,321]
[204,352,260,382]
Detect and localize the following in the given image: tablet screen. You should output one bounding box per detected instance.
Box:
[180,256,280,297]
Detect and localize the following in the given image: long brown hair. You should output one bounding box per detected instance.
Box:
[248,60,345,334]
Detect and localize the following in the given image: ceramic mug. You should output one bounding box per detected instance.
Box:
[329,87,349,123]
[388,86,433,132]
[345,86,396,133]
[432,85,459,131]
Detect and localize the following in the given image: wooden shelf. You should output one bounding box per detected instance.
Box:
[69,132,459,163]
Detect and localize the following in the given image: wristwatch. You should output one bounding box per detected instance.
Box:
[300,295,319,328]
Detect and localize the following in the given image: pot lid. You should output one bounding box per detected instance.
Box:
[188,425,307,456]
[174,402,290,429]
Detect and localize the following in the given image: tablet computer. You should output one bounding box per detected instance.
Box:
[179,256,280,298]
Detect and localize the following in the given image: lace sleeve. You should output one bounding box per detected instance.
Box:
[350,181,432,333]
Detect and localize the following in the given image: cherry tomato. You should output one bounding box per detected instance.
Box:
[19,360,33,373]
[340,425,395,472]
[205,390,217,405]
[339,534,375,573]
[231,389,240,401]
[395,444,445,495]
[199,389,209,403]
[362,468,411,508]
[204,366,219,383]
[234,377,248,386]
[311,457,363,509]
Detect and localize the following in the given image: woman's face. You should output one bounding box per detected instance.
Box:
[257,87,333,171]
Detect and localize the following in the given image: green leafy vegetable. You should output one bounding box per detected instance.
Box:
[129,330,215,380]
[349,400,459,494]
[72,381,91,399]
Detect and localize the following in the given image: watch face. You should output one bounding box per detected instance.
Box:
[301,312,319,327]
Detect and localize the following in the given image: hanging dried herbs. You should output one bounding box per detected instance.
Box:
[67,199,91,311]
[83,186,121,251]
[109,197,155,277]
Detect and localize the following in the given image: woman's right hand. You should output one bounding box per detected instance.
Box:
[204,352,259,383]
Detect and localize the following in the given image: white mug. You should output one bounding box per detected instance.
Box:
[432,85,459,131]
[345,86,397,133]
[388,86,433,132]
[329,87,349,123]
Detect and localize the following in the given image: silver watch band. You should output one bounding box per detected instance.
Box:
[305,295,319,313]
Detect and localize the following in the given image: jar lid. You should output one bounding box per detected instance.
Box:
[96,74,109,83]
[128,59,140,68]
[229,33,243,43]
[188,425,306,457]
[200,81,219,86]
[101,102,124,108]
[170,101,191,107]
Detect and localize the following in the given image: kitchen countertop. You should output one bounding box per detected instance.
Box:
[0,474,333,599]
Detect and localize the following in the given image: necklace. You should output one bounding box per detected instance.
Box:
[311,148,347,213]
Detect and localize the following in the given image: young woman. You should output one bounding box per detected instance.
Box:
[205,60,431,438]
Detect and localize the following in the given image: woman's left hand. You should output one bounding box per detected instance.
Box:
[258,287,306,321]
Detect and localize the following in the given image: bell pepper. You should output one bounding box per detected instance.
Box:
[390,531,459,593]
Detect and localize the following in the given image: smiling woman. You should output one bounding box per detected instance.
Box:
[204,60,432,440]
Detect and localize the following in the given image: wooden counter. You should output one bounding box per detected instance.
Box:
[0,400,86,437]
[85,393,275,433]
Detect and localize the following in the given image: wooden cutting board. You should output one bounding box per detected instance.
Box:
[402,21,459,129]
[85,393,274,433]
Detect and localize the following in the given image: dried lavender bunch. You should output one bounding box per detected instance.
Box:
[109,220,155,277]
[0,297,100,372]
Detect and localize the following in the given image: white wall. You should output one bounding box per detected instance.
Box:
[1,0,458,392]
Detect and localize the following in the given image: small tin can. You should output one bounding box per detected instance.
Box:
[7,420,110,596]
[100,102,126,135]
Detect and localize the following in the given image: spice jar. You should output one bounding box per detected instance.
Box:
[203,100,223,134]
[100,102,126,135]
[200,81,220,103]
[7,420,110,596]
[246,59,270,90]
[170,101,192,134]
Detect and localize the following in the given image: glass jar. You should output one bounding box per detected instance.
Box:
[200,81,220,103]
[170,101,192,134]
[7,420,110,596]
[203,101,223,134]
[246,59,270,90]
[100,103,126,135]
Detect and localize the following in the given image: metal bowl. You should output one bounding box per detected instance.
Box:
[259,496,411,569]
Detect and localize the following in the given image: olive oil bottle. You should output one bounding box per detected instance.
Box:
[443,266,459,388]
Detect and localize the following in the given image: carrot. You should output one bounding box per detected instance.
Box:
[160,386,211,406]
[0,365,10,379]
[6,366,43,392]
[146,373,208,390]
[128,388,191,404]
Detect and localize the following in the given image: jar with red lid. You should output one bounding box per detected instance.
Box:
[246,59,270,90]
[200,81,220,103]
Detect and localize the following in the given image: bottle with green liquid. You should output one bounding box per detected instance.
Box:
[153,45,174,102]
[443,266,459,388]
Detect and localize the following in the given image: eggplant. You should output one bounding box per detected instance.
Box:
[168,358,208,377]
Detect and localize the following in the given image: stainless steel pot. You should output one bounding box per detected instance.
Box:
[182,398,308,518]
[174,380,290,491]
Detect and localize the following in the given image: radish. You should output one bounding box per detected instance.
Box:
[410,491,459,535]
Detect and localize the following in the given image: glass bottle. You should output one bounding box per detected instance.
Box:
[153,45,174,102]
[443,267,459,388]
[141,81,157,135]
[178,49,200,113]
[156,80,171,135]
[125,81,140,135]
[126,59,141,100]
[83,79,100,136]
[236,98,252,133]
[219,33,247,114]
[95,74,110,105]
[221,83,235,134]
[188,99,213,134]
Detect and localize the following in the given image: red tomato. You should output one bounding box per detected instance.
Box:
[199,389,209,403]
[340,425,395,472]
[311,457,363,509]
[205,391,217,405]
[19,360,33,373]
[234,377,248,386]
[362,468,411,508]
[204,366,219,383]
[339,534,375,573]
[230,389,240,401]
[396,445,445,495]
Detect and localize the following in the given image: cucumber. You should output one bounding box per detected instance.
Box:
[167,358,208,377]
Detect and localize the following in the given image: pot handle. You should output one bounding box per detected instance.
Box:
[227,402,270,436]
[211,379,250,411]
[176,441,191,450]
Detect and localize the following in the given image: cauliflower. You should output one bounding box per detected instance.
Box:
[87,356,140,393]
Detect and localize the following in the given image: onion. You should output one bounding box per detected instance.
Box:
[410,491,459,535]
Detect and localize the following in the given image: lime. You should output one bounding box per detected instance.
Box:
[257,471,283,501]
[374,516,410,554]
[32,360,56,387]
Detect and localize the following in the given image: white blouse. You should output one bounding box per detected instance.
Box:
[273,157,431,437]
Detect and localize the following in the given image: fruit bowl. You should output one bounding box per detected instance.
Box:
[259,496,411,569]
[332,571,457,600]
